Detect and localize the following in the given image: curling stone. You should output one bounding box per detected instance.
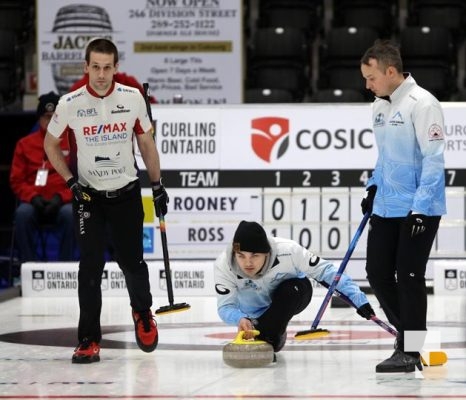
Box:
[222,330,275,368]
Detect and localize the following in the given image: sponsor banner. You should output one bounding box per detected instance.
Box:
[220,105,375,169]
[443,103,466,167]
[139,103,466,171]
[149,107,221,169]
[21,261,215,297]
[20,261,338,298]
[433,260,466,295]
[21,259,447,297]
[37,0,242,103]
[20,258,439,298]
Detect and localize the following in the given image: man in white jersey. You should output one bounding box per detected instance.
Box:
[44,38,169,364]
[214,220,375,354]
[360,40,446,373]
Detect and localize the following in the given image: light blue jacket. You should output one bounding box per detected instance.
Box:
[368,75,446,217]
[214,237,369,326]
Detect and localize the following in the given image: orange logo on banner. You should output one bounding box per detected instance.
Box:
[251,117,289,162]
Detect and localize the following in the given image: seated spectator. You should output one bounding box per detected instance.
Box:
[10,92,76,262]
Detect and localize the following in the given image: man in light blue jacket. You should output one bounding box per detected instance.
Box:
[214,220,375,353]
[360,39,446,373]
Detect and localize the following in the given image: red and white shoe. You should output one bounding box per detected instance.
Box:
[72,339,100,364]
[132,309,158,353]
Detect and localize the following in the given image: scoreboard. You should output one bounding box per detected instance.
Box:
[137,104,466,275]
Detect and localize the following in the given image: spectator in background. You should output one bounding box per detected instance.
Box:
[69,71,157,103]
[10,92,75,262]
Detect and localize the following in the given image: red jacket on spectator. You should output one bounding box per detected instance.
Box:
[10,121,72,204]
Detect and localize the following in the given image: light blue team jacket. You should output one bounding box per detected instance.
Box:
[214,237,369,326]
[368,74,447,217]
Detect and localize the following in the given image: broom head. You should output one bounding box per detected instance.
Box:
[155,302,191,315]
[294,328,330,340]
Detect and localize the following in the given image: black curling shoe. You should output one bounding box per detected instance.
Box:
[376,349,423,373]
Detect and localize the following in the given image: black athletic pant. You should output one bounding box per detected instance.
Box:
[73,181,152,343]
[255,277,313,351]
[365,214,440,349]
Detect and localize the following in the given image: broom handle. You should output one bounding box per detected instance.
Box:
[333,289,398,337]
[143,83,175,307]
[159,214,175,306]
[310,212,370,330]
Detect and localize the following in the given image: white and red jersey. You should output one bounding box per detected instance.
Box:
[48,82,153,191]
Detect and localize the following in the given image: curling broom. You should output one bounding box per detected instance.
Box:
[155,214,191,315]
[142,83,190,315]
[295,212,370,339]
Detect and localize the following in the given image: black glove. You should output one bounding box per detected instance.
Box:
[152,179,169,217]
[405,211,427,237]
[66,177,91,202]
[361,185,377,215]
[43,194,62,219]
[31,195,47,214]
[357,303,375,320]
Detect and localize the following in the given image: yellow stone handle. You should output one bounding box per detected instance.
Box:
[232,330,267,345]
